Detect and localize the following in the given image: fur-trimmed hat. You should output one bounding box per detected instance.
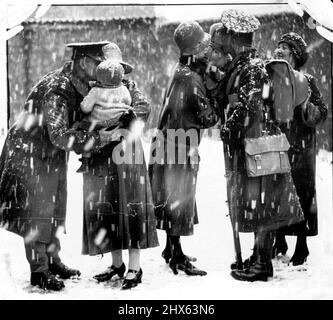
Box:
[278,32,308,69]
[218,9,260,47]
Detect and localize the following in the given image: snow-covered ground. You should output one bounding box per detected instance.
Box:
[0,136,332,300]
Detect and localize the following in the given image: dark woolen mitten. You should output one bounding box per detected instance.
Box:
[118,109,137,129]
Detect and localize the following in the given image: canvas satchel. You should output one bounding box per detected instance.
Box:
[244,133,291,177]
[225,60,293,178]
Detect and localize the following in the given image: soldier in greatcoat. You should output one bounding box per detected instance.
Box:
[208,10,305,281]
[0,41,121,290]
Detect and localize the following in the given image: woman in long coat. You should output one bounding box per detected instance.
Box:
[272,33,328,265]
[82,43,159,290]
[149,21,218,276]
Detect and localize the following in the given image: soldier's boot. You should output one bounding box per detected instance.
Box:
[230,260,273,282]
[25,241,64,290]
[230,253,257,271]
[231,230,274,281]
[31,270,65,291]
[46,236,81,279]
[49,261,81,279]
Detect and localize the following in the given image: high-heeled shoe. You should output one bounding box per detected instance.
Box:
[272,240,288,258]
[161,250,197,264]
[169,257,207,276]
[93,263,126,282]
[289,248,309,266]
[121,269,143,290]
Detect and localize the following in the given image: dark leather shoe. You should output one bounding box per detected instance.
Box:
[230,260,244,271]
[230,254,257,271]
[121,269,143,290]
[93,263,126,282]
[169,258,207,276]
[231,261,273,282]
[49,262,81,279]
[272,240,288,258]
[289,247,309,266]
[31,270,65,291]
[161,250,197,264]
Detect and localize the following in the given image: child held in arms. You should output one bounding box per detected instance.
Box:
[77,56,135,173]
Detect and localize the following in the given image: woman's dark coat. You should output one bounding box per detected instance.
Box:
[281,73,328,236]
[148,57,218,236]
[0,62,102,243]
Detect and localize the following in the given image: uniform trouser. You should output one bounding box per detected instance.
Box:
[256,230,275,263]
[24,229,61,273]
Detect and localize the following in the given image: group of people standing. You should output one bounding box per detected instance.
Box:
[0,9,327,291]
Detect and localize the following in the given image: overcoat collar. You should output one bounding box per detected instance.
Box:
[61,61,89,97]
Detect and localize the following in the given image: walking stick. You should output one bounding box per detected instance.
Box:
[231,217,243,269]
[224,144,243,269]
[227,175,243,270]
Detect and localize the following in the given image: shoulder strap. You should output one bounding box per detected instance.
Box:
[226,65,241,96]
[226,64,252,105]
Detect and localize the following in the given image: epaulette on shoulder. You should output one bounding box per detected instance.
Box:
[40,69,74,100]
[54,75,73,95]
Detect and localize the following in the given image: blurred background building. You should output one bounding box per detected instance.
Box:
[5,3,332,151]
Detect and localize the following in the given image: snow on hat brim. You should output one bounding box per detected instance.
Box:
[220,9,260,34]
[217,9,260,48]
